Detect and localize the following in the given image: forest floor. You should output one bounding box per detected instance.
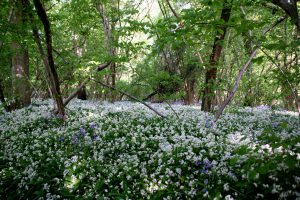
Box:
[0,99,299,199]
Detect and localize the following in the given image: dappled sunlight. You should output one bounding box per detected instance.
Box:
[64,174,80,191]
[145,180,168,193]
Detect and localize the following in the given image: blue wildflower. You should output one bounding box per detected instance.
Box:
[89,123,96,129]
[201,168,208,174]
[195,160,201,166]
[92,134,98,141]
[256,105,270,110]
[203,160,213,169]
[202,188,207,193]
[204,179,208,185]
[272,122,278,128]
[79,127,86,137]
[71,135,78,144]
[205,119,211,128]
[58,136,65,142]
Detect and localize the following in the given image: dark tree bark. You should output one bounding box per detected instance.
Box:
[77,85,87,100]
[33,0,65,118]
[183,61,197,105]
[184,78,196,105]
[272,0,300,32]
[11,0,31,108]
[0,79,11,112]
[143,91,157,101]
[72,33,87,100]
[201,0,232,112]
[0,80,6,105]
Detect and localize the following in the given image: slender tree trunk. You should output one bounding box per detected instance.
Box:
[201,0,232,112]
[33,0,65,118]
[11,0,31,108]
[240,6,255,107]
[72,33,87,100]
[184,77,196,105]
[282,84,294,110]
[97,2,117,102]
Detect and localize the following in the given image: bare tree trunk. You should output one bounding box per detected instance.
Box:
[97,2,117,102]
[11,0,31,108]
[201,0,232,112]
[184,77,196,105]
[33,0,65,118]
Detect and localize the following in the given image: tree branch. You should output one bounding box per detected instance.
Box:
[214,16,286,121]
[90,78,165,118]
[96,62,112,71]
[165,0,179,19]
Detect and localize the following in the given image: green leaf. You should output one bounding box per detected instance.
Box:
[229,157,238,166]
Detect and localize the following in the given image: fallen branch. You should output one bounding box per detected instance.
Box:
[143,91,157,101]
[165,100,180,119]
[214,16,286,122]
[90,78,165,118]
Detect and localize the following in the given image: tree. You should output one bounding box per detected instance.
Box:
[33,0,65,118]
[201,0,232,112]
[10,0,31,109]
[96,0,118,101]
[271,0,300,32]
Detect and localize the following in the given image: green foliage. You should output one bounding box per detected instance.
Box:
[0,0,299,108]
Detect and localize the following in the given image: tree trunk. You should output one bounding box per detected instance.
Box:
[240,6,255,107]
[184,78,196,105]
[282,84,294,110]
[214,17,286,121]
[97,2,117,102]
[0,79,11,112]
[272,0,300,32]
[11,0,31,108]
[201,0,232,112]
[77,85,87,100]
[72,33,87,100]
[33,0,65,118]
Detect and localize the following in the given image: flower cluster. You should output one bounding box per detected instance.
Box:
[0,99,299,199]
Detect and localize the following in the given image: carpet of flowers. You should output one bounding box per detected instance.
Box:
[0,99,299,200]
